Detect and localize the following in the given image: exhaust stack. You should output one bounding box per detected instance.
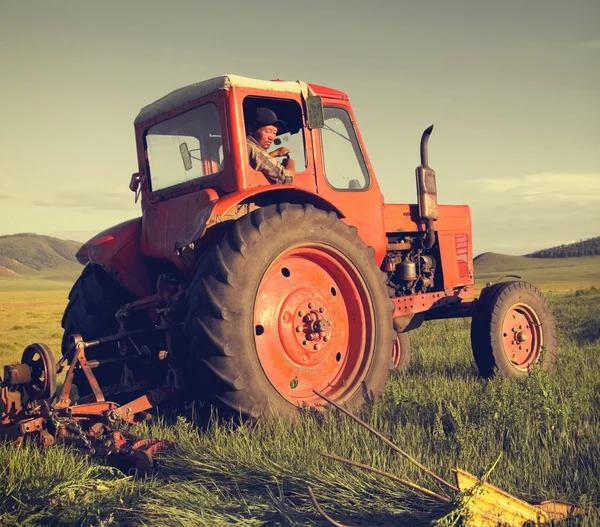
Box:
[416,125,438,249]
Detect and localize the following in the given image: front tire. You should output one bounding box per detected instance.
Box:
[470,281,557,378]
[184,203,395,419]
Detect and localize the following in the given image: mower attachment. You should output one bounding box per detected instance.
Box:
[0,337,171,474]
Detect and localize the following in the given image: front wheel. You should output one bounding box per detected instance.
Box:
[470,281,557,378]
[184,203,395,419]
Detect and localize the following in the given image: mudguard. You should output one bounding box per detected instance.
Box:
[76,218,153,299]
[174,186,344,255]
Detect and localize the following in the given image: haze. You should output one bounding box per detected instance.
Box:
[0,0,598,255]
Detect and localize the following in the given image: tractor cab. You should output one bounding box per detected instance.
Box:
[130,75,388,267]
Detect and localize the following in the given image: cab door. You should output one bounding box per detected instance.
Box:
[315,103,388,264]
[139,97,229,264]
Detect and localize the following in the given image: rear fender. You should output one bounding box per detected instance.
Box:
[175,187,343,252]
[76,218,153,299]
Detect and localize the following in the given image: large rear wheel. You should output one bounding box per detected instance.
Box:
[61,265,132,397]
[184,203,395,419]
[470,281,557,378]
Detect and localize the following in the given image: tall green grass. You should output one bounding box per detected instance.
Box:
[0,290,599,526]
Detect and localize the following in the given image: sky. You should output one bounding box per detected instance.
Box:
[0,0,598,255]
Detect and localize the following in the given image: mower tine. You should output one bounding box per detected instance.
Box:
[307,486,356,527]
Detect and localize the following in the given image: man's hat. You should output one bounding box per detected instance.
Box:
[254,107,286,130]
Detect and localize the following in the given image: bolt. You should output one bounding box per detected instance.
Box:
[519,346,522,350]
[323,335,329,342]
[296,326,302,332]
[308,302,315,309]
[314,344,321,351]
[302,340,308,345]
[319,307,325,313]
[298,311,305,317]
[519,325,523,329]
[512,340,516,345]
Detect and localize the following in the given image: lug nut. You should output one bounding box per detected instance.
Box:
[298,311,304,317]
[323,335,329,342]
[314,344,321,351]
[296,326,302,332]
[319,307,325,313]
[308,302,315,309]
[302,340,307,345]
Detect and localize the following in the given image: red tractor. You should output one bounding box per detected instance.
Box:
[57,74,556,420]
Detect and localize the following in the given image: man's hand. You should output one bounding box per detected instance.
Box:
[270,147,291,158]
[282,157,295,171]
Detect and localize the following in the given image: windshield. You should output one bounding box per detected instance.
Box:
[145,103,224,192]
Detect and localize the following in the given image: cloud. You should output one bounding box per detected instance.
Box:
[33,189,138,211]
[478,173,600,204]
[576,39,600,50]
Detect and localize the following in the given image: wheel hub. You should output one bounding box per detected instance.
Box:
[294,302,333,355]
[286,297,335,365]
[501,303,542,370]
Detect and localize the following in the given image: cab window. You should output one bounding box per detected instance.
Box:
[145,103,223,192]
[321,107,370,190]
[243,97,307,170]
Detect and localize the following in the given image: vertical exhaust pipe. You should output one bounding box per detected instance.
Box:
[416,125,438,249]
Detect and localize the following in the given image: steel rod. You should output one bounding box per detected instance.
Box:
[314,390,459,493]
[307,486,355,527]
[320,452,451,504]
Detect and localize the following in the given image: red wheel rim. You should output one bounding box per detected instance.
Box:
[254,245,375,406]
[392,335,402,368]
[501,303,543,370]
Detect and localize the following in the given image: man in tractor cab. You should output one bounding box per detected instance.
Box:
[247,107,295,184]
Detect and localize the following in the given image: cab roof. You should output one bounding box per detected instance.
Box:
[134,74,348,125]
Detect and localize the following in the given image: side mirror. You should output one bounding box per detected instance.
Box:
[179,142,193,171]
[129,172,142,192]
[306,95,324,129]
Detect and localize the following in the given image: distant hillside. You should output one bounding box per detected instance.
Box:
[473,252,600,289]
[0,234,82,276]
[526,237,600,258]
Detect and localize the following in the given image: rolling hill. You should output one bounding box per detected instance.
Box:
[0,234,82,278]
[526,236,600,258]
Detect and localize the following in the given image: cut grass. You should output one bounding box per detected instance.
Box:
[0,288,598,525]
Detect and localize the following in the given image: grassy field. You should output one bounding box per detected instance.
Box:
[0,282,599,525]
[473,253,600,292]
